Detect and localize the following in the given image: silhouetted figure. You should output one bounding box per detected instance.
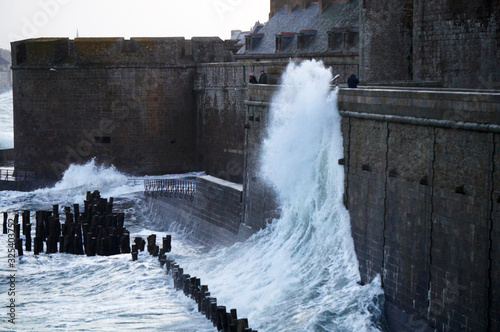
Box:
[347,74,359,88]
[259,70,268,84]
[249,73,258,84]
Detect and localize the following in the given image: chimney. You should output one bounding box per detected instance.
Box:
[319,0,330,13]
[270,0,287,18]
[286,0,311,12]
[301,0,312,9]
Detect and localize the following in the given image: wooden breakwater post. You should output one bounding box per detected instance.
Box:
[138,233,258,332]
[2,212,7,234]
[3,190,132,259]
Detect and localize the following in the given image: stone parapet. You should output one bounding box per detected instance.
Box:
[11,37,233,68]
[338,87,500,125]
[147,175,246,247]
[245,84,500,331]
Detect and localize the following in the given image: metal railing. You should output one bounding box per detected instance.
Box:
[144,179,196,201]
[0,168,42,182]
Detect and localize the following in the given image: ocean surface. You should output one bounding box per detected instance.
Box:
[0,61,386,331]
[0,90,13,149]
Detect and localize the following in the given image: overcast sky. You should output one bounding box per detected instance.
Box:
[0,0,270,51]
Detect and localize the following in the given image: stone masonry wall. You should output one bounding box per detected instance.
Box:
[360,0,500,89]
[359,0,414,83]
[247,84,500,331]
[11,37,233,178]
[13,65,197,177]
[147,175,246,247]
[413,0,500,89]
[195,63,248,184]
[339,88,500,331]
[195,61,297,185]
[243,85,280,232]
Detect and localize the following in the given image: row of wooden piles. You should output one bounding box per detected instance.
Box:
[2,190,256,331]
[135,235,257,332]
[2,190,131,257]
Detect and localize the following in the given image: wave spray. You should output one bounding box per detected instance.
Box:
[182,60,385,331]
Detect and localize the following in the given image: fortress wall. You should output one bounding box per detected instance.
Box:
[339,88,499,331]
[195,63,248,184]
[245,84,500,331]
[194,61,289,185]
[243,85,281,232]
[13,37,192,67]
[360,0,500,89]
[359,0,414,83]
[413,0,500,89]
[147,175,245,247]
[12,64,197,177]
[10,37,235,178]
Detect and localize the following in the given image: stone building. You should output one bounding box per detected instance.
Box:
[240,0,500,89]
[360,0,500,88]
[237,0,360,83]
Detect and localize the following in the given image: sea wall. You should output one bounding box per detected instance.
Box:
[194,61,287,184]
[242,85,281,232]
[340,88,500,332]
[146,175,250,247]
[244,85,500,331]
[10,37,233,178]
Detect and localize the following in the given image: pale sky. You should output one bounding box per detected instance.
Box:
[0,0,270,51]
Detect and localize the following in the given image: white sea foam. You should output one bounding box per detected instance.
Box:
[0,160,216,331]
[178,60,385,331]
[0,90,13,149]
[0,62,385,332]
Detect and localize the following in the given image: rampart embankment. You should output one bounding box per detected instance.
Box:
[10,37,233,178]
[244,85,500,332]
[146,175,249,247]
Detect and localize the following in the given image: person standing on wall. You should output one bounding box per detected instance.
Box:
[259,70,268,84]
[249,73,258,84]
[347,73,359,88]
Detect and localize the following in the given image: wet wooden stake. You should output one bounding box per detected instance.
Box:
[14,214,20,239]
[163,235,172,252]
[2,212,7,234]
[131,244,138,261]
[22,210,30,235]
[33,237,41,255]
[25,223,32,251]
[73,204,79,219]
[14,223,20,240]
[16,239,23,256]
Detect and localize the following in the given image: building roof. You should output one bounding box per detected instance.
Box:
[237,1,359,55]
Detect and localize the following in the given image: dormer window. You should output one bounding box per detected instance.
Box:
[245,35,252,51]
[328,28,344,52]
[245,33,264,52]
[344,27,359,53]
[297,29,317,50]
[328,27,359,53]
[276,34,283,52]
[275,32,295,53]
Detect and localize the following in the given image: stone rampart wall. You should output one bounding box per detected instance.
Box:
[195,61,295,185]
[147,175,248,247]
[10,37,234,178]
[360,0,500,89]
[413,0,500,89]
[245,84,500,331]
[12,65,197,177]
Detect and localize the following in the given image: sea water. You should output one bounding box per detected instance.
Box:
[0,90,13,149]
[0,60,385,331]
